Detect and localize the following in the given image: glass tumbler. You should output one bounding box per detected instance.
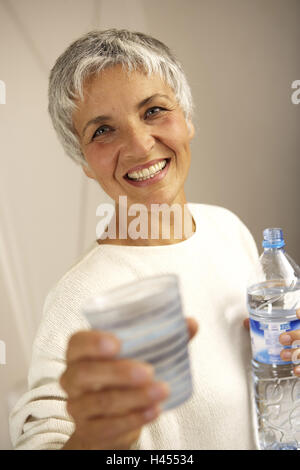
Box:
[82,274,193,411]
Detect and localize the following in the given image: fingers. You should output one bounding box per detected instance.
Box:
[279,347,300,376]
[60,358,154,398]
[280,347,300,362]
[186,317,198,341]
[244,315,300,376]
[279,329,300,345]
[243,318,250,330]
[67,318,199,365]
[90,406,160,441]
[78,405,161,449]
[279,324,300,376]
[62,327,172,450]
[66,382,170,420]
[66,330,121,363]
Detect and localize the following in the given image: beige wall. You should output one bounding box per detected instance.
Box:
[143,0,300,262]
[0,0,299,449]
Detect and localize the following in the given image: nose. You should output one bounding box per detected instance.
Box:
[121,120,155,161]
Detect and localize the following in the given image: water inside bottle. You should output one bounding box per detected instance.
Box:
[248,281,300,450]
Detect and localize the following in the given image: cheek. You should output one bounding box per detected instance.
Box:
[84,143,116,177]
[161,117,191,155]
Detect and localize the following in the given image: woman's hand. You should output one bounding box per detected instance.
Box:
[243,309,300,377]
[279,309,300,375]
[60,317,198,450]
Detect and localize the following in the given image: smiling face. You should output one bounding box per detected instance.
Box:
[73,64,194,209]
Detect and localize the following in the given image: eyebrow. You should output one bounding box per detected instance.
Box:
[81,93,172,138]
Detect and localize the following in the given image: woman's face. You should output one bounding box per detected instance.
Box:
[73,64,194,208]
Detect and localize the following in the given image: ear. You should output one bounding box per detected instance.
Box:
[187,120,195,140]
[81,163,96,179]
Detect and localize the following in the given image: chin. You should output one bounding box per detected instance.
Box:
[143,192,181,210]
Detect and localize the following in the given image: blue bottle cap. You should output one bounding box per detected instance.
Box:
[262,228,285,249]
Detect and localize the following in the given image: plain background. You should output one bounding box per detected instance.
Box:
[0,0,299,449]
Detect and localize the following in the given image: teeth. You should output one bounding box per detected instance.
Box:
[127,159,167,181]
[141,168,150,177]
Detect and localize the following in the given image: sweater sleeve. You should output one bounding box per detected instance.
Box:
[9,285,87,450]
[9,346,74,450]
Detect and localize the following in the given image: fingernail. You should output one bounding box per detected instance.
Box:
[131,364,154,384]
[281,349,292,360]
[294,366,300,375]
[280,334,292,345]
[99,337,118,354]
[144,405,160,421]
[147,382,170,400]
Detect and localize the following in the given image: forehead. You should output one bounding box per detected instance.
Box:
[78,64,176,107]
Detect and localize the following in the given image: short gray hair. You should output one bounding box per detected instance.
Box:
[48,29,194,165]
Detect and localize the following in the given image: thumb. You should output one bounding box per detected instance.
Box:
[243,317,250,330]
[186,317,198,341]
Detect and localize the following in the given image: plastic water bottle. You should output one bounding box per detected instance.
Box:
[247,228,300,450]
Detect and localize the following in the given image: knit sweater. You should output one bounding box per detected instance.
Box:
[9,203,259,450]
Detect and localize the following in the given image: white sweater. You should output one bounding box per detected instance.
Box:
[9,203,259,450]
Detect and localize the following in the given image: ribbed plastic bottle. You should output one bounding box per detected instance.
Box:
[247,228,300,450]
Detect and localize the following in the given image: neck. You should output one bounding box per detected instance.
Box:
[97,196,196,247]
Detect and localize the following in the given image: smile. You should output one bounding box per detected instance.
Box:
[127,159,167,181]
[124,158,171,187]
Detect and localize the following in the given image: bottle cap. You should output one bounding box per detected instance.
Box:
[262,227,285,249]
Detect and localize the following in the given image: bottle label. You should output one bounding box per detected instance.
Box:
[249,318,300,364]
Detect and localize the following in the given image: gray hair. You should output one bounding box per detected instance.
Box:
[48,29,194,166]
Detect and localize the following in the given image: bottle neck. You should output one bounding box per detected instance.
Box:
[263,246,285,253]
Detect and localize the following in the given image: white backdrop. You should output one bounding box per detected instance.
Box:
[0,0,299,449]
[0,0,147,449]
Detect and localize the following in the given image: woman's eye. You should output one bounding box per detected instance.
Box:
[145,106,165,118]
[92,125,110,139]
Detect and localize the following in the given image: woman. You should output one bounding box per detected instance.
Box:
[9,29,300,450]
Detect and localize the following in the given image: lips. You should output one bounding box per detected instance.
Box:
[124,158,169,177]
[124,158,171,187]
